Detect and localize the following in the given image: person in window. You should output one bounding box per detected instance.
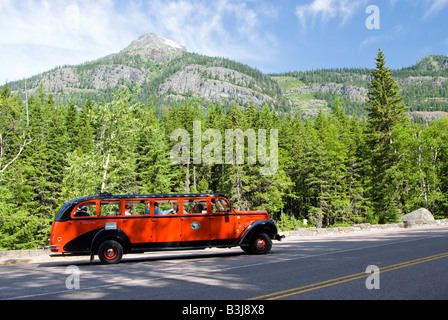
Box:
[155,202,174,215]
[193,202,204,213]
[125,204,132,216]
[74,205,90,217]
[144,201,173,215]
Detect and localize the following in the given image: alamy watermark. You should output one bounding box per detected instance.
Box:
[365,5,380,30]
[65,265,80,290]
[170,121,278,175]
[365,265,380,289]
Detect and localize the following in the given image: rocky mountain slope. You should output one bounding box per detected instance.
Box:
[4,33,448,120]
[274,55,448,121]
[7,33,287,112]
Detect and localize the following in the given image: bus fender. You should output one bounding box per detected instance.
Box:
[238,219,279,246]
[90,227,130,257]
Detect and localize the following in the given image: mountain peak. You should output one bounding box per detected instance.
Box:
[121,33,187,62]
[410,55,448,72]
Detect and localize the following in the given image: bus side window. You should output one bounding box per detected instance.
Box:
[154,200,179,215]
[124,200,148,216]
[100,201,121,216]
[212,199,230,213]
[73,202,96,217]
[183,199,207,214]
[219,199,230,212]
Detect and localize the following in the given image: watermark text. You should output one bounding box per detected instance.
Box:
[170,121,278,175]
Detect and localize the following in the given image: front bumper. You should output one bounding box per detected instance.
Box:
[273,234,285,241]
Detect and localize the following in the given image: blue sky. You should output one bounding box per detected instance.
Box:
[1,0,447,84]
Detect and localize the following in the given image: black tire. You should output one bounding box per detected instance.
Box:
[242,233,272,255]
[240,245,252,254]
[98,240,123,264]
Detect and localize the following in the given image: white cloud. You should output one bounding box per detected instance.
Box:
[295,0,367,32]
[360,25,405,48]
[424,0,448,18]
[0,0,280,83]
[0,0,136,82]
[143,0,279,63]
[0,0,129,52]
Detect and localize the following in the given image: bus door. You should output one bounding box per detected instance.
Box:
[210,198,237,244]
[181,198,210,246]
[151,199,182,246]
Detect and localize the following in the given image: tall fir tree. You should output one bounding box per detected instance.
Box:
[135,100,176,194]
[366,48,408,142]
[75,97,95,154]
[365,48,409,223]
[12,85,63,247]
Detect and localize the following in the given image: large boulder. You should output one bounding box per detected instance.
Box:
[400,208,435,223]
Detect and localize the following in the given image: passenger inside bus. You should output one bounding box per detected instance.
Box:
[193,203,204,213]
[154,202,173,215]
[74,205,89,217]
[144,201,175,215]
[183,199,207,214]
[125,204,132,216]
[73,202,96,217]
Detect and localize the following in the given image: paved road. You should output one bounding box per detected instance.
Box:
[1,226,448,302]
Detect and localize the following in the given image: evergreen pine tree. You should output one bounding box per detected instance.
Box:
[366,48,408,143]
[365,48,410,223]
[75,97,95,154]
[65,100,79,152]
[134,101,176,194]
[12,86,63,247]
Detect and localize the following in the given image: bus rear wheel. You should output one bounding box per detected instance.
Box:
[98,240,123,264]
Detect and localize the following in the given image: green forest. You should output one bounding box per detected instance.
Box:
[1,49,448,250]
[280,54,448,118]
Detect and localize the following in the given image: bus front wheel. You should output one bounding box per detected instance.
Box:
[241,232,272,254]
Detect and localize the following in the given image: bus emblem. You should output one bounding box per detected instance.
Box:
[191,221,201,230]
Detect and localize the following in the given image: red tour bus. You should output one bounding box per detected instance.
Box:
[46,193,284,264]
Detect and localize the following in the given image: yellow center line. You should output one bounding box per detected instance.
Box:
[248,252,448,300]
